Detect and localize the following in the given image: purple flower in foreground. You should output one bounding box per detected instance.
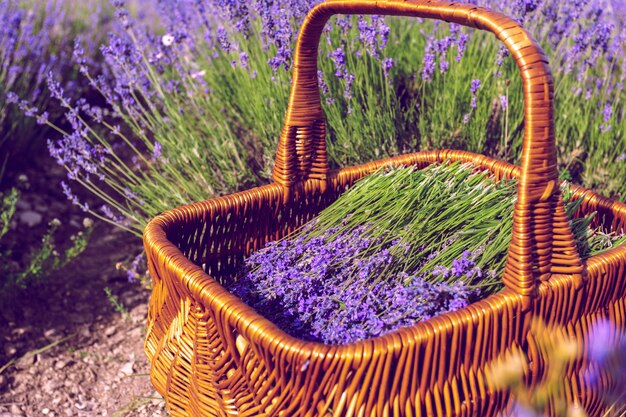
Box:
[500,95,508,110]
[48,131,108,181]
[511,402,542,417]
[589,319,614,364]
[239,52,249,69]
[36,112,49,125]
[603,103,612,121]
[317,70,331,102]
[126,252,146,282]
[100,205,125,224]
[329,47,347,78]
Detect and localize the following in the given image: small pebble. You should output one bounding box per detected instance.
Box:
[19,211,43,227]
[119,361,135,376]
[44,329,61,341]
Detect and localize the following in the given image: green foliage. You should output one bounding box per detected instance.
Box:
[301,163,624,293]
[0,188,94,298]
[104,287,129,320]
[0,187,18,238]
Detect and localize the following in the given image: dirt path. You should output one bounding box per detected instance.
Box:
[0,222,168,417]
[1,161,169,416]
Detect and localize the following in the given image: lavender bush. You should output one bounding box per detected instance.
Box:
[30,0,624,239]
[0,0,115,177]
[37,0,411,235]
[229,163,626,344]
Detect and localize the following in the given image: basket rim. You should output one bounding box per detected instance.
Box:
[144,150,626,358]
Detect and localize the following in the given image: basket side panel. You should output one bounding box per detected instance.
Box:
[145,153,626,416]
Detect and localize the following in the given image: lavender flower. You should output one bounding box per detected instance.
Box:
[470,79,482,95]
[100,204,125,224]
[329,47,347,78]
[470,79,481,108]
[126,252,147,283]
[500,95,508,110]
[153,141,163,161]
[382,57,394,79]
[239,51,249,68]
[47,131,108,181]
[422,51,436,82]
[6,92,19,104]
[600,102,612,133]
[216,26,231,51]
[61,181,89,212]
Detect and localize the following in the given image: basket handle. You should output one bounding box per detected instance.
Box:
[272,0,584,302]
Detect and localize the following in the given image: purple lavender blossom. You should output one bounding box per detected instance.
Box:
[216,26,231,51]
[239,51,249,68]
[317,70,330,97]
[470,79,482,95]
[100,204,125,224]
[422,52,436,82]
[500,95,508,110]
[48,131,108,181]
[589,319,615,364]
[153,141,163,160]
[470,79,481,108]
[36,111,49,125]
[329,48,347,79]
[6,92,19,104]
[382,58,394,79]
[600,102,612,133]
[61,181,89,212]
[439,60,450,74]
[231,221,476,344]
[125,252,147,282]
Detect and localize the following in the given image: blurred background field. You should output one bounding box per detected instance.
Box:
[0,0,625,415]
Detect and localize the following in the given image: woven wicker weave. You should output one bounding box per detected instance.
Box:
[143,1,626,416]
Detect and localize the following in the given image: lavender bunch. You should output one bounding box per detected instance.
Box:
[1,0,114,175]
[233,221,472,344]
[231,162,625,344]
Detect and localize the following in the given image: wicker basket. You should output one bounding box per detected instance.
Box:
[143,1,626,416]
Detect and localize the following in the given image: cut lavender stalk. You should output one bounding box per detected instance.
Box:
[230,162,626,345]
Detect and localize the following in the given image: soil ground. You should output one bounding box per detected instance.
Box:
[0,160,169,416]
